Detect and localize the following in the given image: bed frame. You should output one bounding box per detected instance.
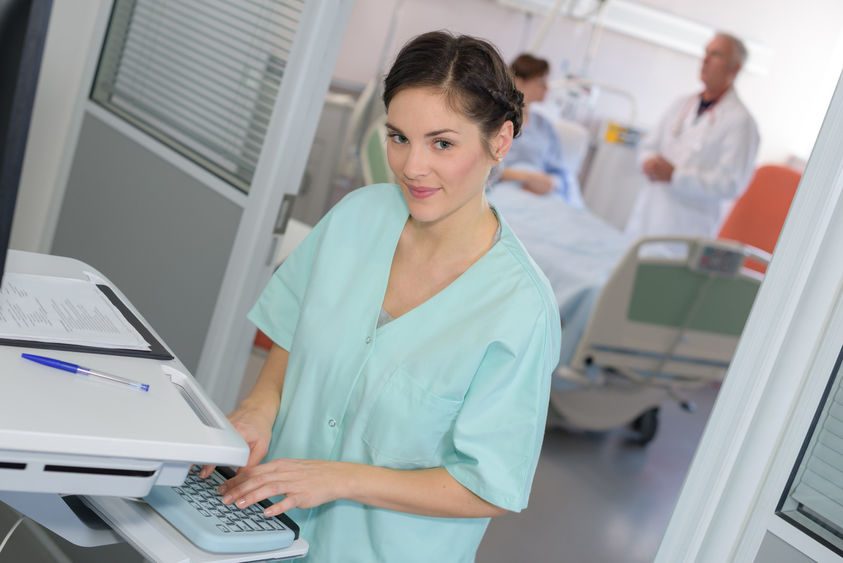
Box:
[550,237,771,443]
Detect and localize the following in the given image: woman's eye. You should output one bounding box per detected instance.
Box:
[434,139,452,150]
[388,133,408,144]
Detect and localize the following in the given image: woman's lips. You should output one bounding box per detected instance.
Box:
[407,185,439,199]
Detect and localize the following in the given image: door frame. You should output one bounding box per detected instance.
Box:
[196,0,356,412]
[656,70,843,562]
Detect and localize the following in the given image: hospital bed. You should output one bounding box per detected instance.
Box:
[487,184,770,444]
[550,235,768,444]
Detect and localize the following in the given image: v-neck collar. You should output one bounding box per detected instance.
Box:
[376,206,503,333]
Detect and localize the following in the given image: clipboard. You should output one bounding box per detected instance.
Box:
[0,284,173,360]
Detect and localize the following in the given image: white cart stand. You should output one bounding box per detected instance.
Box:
[0,250,307,561]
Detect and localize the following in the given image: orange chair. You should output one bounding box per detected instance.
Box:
[718,164,802,272]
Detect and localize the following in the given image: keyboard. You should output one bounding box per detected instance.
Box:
[144,465,298,554]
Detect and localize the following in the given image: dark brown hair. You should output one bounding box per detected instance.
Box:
[510,53,550,81]
[383,31,524,141]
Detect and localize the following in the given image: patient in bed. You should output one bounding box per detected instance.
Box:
[495,54,584,208]
[488,55,628,376]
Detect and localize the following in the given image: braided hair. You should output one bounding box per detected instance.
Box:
[383,31,524,145]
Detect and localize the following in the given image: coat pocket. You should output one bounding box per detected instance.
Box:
[362,367,462,469]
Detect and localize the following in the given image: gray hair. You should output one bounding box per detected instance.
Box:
[715,32,748,70]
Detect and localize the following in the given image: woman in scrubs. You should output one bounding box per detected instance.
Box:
[204,31,561,562]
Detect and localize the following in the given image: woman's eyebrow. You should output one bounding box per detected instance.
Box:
[385,123,459,137]
[425,128,458,137]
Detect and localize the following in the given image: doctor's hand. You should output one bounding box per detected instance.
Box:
[199,402,275,479]
[642,155,674,182]
[217,458,350,516]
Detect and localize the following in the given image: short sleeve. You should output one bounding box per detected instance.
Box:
[248,184,405,350]
[445,307,557,512]
[247,217,328,351]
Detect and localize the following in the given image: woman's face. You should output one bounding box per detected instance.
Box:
[385,87,511,226]
[516,74,549,105]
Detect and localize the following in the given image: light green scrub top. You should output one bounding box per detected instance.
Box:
[248,184,561,562]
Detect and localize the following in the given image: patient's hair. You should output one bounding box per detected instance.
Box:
[715,32,748,70]
[510,53,550,81]
[383,30,523,140]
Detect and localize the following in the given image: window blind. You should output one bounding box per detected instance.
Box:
[91,0,304,192]
[779,346,843,554]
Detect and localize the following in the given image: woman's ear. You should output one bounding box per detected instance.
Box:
[491,120,514,162]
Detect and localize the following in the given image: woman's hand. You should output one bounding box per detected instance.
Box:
[200,344,289,480]
[519,170,555,194]
[199,403,276,478]
[228,403,277,467]
[217,459,351,516]
[216,461,507,519]
[500,168,555,195]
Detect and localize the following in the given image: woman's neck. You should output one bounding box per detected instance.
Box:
[405,198,498,262]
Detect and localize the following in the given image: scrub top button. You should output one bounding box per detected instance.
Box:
[328,418,337,427]
[365,336,372,344]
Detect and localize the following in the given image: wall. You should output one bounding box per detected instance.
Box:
[331,0,843,163]
[11,0,108,253]
[12,0,843,255]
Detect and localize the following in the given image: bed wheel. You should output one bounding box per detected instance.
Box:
[631,407,659,445]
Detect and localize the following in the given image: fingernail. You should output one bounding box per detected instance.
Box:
[236,498,246,507]
[222,495,232,504]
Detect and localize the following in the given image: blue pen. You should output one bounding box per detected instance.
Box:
[21,353,150,392]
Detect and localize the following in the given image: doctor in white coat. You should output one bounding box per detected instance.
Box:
[625,32,759,241]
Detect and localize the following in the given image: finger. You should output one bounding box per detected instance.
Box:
[219,465,276,500]
[219,458,297,495]
[199,464,216,479]
[263,495,299,517]
[225,481,287,510]
[245,443,267,468]
[225,459,275,484]
[217,468,251,494]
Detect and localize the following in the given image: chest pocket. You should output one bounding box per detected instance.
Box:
[362,367,462,469]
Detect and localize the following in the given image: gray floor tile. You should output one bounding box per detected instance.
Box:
[477,384,718,563]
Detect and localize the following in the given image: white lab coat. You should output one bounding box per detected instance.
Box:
[625,88,759,240]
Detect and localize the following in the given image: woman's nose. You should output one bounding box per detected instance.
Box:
[402,145,430,179]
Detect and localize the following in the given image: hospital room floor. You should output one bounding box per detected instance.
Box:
[477,383,718,563]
